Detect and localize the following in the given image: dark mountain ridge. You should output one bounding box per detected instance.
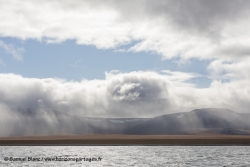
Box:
[5,108,250,136]
[126,108,250,134]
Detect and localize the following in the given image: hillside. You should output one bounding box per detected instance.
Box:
[5,108,250,136]
[126,108,250,135]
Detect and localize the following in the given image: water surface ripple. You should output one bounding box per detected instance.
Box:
[0,146,250,166]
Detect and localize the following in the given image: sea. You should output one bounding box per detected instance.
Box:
[1,146,250,166]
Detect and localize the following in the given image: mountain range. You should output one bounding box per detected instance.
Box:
[7,108,250,136]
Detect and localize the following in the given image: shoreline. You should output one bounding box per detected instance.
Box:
[1,134,250,146]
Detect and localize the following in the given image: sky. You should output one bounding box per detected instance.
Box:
[0,0,250,119]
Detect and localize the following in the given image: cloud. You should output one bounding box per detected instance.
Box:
[0,71,250,136]
[0,40,24,60]
[161,70,200,86]
[208,58,250,80]
[0,0,249,61]
[112,82,141,101]
[0,71,250,119]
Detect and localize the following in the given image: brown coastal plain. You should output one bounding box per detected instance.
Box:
[1,134,250,145]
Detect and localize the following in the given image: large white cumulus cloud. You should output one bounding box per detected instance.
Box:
[0,72,250,119]
[0,0,250,61]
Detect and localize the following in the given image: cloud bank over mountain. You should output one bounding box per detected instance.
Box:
[0,71,249,118]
